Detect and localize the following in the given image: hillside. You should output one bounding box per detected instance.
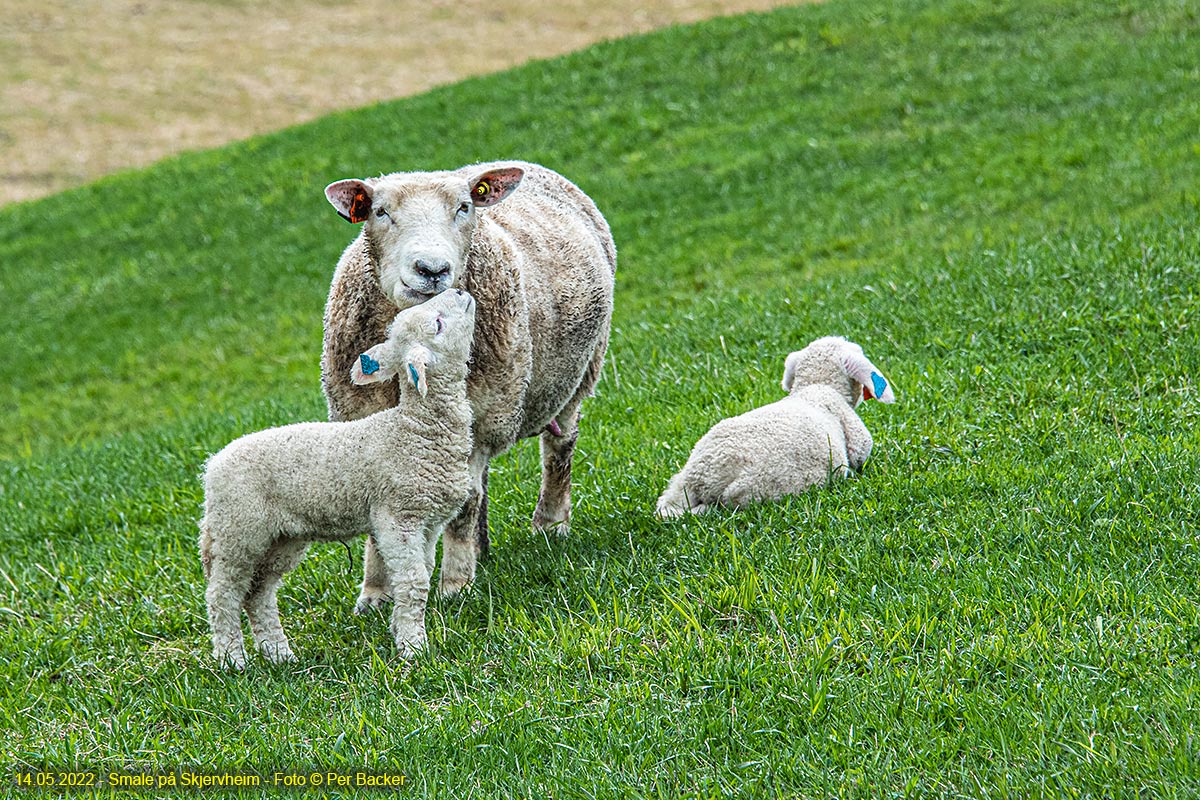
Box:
[1,0,1198,794]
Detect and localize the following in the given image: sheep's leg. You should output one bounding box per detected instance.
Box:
[356,470,488,612]
[476,468,490,561]
[656,470,712,518]
[533,401,581,534]
[371,512,434,659]
[354,537,393,614]
[201,527,255,671]
[243,539,308,664]
[439,449,489,596]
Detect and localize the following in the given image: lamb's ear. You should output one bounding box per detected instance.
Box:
[469,167,524,207]
[325,179,374,223]
[843,346,896,403]
[351,344,397,385]
[781,351,803,393]
[403,345,432,398]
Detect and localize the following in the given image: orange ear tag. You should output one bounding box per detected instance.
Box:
[349,191,371,223]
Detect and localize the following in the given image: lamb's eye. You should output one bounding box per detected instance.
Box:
[375,207,388,219]
[434,317,445,334]
[455,202,471,218]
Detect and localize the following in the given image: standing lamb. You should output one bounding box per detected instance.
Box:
[199,289,476,669]
[656,336,896,517]
[321,161,616,607]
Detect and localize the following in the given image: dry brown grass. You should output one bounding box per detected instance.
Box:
[0,0,801,207]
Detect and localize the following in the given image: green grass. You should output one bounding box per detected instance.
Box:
[2,0,1200,795]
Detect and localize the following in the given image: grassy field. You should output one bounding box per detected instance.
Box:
[2,0,1200,795]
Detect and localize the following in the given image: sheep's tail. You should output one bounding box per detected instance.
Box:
[199,517,214,581]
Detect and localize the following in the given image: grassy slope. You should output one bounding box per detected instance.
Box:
[2,0,1199,795]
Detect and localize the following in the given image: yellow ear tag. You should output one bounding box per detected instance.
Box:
[475,181,490,198]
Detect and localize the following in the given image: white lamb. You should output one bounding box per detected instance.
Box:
[199,289,476,669]
[656,336,896,517]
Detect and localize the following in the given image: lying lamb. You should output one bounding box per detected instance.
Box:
[199,289,476,669]
[656,336,896,517]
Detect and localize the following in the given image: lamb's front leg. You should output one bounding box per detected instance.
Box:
[839,408,874,474]
[439,449,490,596]
[371,510,434,659]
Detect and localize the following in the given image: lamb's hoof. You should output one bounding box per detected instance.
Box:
[214,649,247,672]
[438,574,473,598]
[394,633,427,661]
[354,587,393,615]
[259,642,297,665]
[655,504,685,520]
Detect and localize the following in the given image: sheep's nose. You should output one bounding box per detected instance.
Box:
[414,258,451,279]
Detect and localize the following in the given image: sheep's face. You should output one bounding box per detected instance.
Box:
[325,167,524,307]
[781,336,896,407]
[351,289,477,397]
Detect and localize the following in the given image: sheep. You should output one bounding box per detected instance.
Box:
[656,336,896,517]
[199,289,476,669]
[321,160,616,608]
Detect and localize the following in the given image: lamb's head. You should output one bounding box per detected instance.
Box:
[350,288,476,397]
[780,336,896,407]
[325,166,524,306]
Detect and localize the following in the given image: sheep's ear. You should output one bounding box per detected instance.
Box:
[325,179,374,223]
[843,347,896,403]
[469,167,524,208]
[351,344,397,385]
[781,351,803,393]
[403,345,432,398]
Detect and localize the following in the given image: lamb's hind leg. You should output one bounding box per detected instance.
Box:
[243,539,308,664]
[354,537,393,614]
[201,522,256,671]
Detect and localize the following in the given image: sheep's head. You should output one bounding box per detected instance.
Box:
[325,166,524,306]
[350,289,476,397]
[781,336,896,407]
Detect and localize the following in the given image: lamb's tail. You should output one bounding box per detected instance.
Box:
[199,517,214,581]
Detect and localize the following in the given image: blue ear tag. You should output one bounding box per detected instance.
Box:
[408,364,421,389]
[871,372,888,399]
[359,353,381,375]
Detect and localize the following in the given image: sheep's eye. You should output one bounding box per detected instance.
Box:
[455,202,471,218]
[375,207,389,220]
[434,317,445,335]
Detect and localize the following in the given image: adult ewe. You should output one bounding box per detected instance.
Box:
[322,161,616,606]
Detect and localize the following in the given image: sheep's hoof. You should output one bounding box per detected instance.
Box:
[259,642,297,665]
[214,649,247,672]
[438,574,472,597]
[393,633,427,661]
[532,513,570,537]
[354,587,393,615]
[655,504,685,520]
